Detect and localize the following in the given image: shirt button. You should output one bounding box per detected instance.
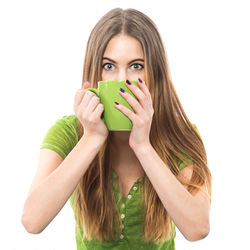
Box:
[120,234,124,239]
[133,186,137,191]
[121,203,125,208]
[121,224,124,229]
[121,214,125,219]
[128,194,132,199]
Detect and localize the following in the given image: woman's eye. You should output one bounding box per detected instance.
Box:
[102,63,115,71]
[131,64,144,70]
[102,63,144,71]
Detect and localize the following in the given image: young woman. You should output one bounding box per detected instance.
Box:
[22,8,212,249]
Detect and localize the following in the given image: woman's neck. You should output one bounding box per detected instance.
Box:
[110,131,144,177]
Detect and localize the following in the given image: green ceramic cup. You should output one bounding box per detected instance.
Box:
[86,80,139,131]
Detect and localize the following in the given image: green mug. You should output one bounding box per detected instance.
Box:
[86,80,139,131]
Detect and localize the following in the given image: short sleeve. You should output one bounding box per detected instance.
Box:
[40,114,80,160]
[178,123,200,171]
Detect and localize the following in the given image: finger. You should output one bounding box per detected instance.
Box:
[93,103,104,120]
[83,81,90,89]
[74,81,91,107]
[74,88,86,107]
[80,90,97,108]
[137,78,151,96]
[119,88,144,114]
[114,102,137,122]
[87,95,100,113]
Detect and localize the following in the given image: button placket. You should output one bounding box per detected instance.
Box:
[120,201,126,239]
[115,175,142,241]
[120,183,139,240]
[126,182,139,200]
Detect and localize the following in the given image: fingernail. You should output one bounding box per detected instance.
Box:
[120,88,125,93]
[138,78,143,83]
[114,101,119,105]
[126,80,132,85]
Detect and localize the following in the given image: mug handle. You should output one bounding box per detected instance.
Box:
[86,88,105,120]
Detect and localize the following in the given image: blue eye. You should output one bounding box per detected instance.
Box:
[102,63,144,71]
[102,63,114,71]
[131,64,144,70]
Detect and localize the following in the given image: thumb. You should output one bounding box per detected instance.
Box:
[83,81,90,89]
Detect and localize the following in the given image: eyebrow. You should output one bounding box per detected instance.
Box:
[102,57,144,64]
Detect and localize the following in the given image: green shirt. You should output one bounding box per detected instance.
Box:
[40,114,199,249]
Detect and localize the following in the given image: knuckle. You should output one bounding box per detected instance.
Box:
[74,92,81,100]
[85,90,93,96]
[89,117,97,124]
[76,88,82,93]
[78,88,84,93]
[137,119,144,127]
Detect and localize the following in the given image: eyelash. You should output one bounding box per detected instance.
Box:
[102,63,144,71]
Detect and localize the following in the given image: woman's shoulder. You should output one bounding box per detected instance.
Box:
[58,113,79,127]
[56,113,81,140]
[52,113,80,135]
[40,114,80,159]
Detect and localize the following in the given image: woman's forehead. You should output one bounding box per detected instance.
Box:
[103,34,144,61]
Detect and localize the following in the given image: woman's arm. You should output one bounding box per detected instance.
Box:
[132,144,210,242]
[21,134,106,234]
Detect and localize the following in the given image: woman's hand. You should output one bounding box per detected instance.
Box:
[114,78,154,149]
[74,81,109,141]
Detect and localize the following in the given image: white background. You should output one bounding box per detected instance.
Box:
[0,0,249,249]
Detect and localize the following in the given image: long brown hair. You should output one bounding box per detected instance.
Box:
[71,8,212,243]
